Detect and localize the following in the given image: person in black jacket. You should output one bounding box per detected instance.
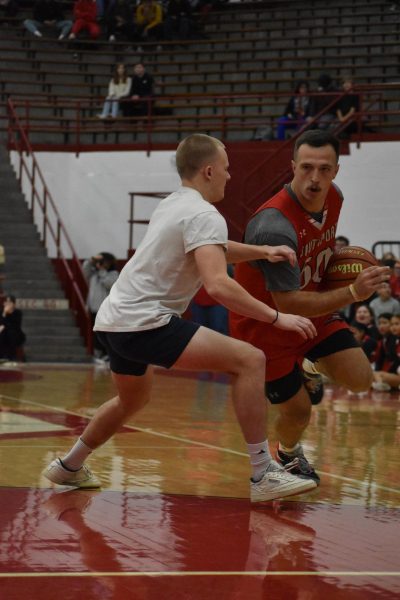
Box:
[121,62,154,117]
[0,295,26,361]
[22,0,73,40]
[105,0,135,42]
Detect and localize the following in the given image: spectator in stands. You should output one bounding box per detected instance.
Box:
[310,73,338,130]
[372,313,400,391]
[69,0,100,40]
[335,76,360,138]
[334,235,349,252]
[349,320,378,363]
[354,303,380,339]
[83,252,119,363]
[276,80,313,141]
[97,63,131,119]
[381,250,398,262]
[0,295,26,361]
[121,62,154,117]
[390,260,400,299]
[164,0,193,41]
[369,281,400,324]
[105,0,135,42]
[23,0,73,40]
[135,0,163,45]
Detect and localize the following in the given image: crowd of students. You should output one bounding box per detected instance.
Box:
[19,0,228,43]
[343,249,400,392]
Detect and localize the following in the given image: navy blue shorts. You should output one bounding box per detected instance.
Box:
[96,316,200,376]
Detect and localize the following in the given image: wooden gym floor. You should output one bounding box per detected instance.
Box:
[0,363,399,599]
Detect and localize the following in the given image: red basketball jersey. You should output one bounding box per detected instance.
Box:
[230,184,344,363]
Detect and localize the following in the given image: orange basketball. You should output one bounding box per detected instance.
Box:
[322,246,378,290]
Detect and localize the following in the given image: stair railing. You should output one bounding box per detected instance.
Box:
[6,97,92,354]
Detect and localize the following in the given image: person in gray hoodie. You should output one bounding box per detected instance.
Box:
[83,252,119,361]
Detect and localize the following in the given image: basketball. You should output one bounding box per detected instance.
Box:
[322,246,379,290]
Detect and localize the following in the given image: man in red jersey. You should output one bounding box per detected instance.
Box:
[230,130,389,484]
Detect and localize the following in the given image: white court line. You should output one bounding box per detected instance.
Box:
[1,393,399,495]
[0,571,400,578]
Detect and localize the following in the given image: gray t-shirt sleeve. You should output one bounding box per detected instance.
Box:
[244,208,301,291]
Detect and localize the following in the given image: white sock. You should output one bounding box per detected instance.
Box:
[248,440,272,481]
[278,441,301,455]
[61,437,93,471]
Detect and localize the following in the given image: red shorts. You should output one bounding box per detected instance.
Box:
[230,312,349,381]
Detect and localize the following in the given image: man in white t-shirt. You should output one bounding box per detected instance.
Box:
[43,134,318,503]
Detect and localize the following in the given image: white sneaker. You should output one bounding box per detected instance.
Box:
[250,460,317,503]
[372,381,391,392]
[302,357,319,375]
[43,458,101,489]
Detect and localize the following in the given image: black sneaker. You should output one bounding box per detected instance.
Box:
[276,446,320,486]
[302,359,324,405]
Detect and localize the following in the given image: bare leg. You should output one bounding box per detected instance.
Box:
[374,371,400,387]
[275,387,312,448]
[81,367,154,449]
[173,326,267,443]
[317,347,373,392]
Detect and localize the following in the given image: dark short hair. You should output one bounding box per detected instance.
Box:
[350,320,368,335]
[335,235,350,246]
[5,294,16,303]
[294,130,340,161]
[378,312,393,321]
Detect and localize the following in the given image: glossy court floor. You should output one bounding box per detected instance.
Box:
[0,363,399,600]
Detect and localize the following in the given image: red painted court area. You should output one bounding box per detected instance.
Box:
[1,364,400,599]
[1,488,400,600]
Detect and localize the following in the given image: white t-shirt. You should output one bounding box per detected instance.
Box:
[94,186,228,332]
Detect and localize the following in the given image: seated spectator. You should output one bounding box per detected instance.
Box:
[335,77,360,138]
[372,313,400,391]
[334,235,349,252]
[381,251,398,262]
[164,0,193,41]
[349,320,378,363]
[97,63,131,119]
[23,0,72,40]
[121,62,154,118]
[354,303,380,339]
[105,0,135,42]
[135,0,163,44]
[0,295,26,361]
[82,252,119,363]
[310,73,338,130]
[276,80,313,141]
[69,0,100,40]
[369,281,400,324]
[390,260,400,299]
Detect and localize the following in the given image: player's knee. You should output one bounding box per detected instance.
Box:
[345,365,374,393]
[239,343,266,375]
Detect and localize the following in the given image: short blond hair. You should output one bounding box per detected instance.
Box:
[175,134,224,179]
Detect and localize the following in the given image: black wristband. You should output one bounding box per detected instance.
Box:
[271,309,279,324]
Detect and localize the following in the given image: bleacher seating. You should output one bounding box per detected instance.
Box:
[1,0,400,145]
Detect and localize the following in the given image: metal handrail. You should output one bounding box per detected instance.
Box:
[6,97,93,353]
